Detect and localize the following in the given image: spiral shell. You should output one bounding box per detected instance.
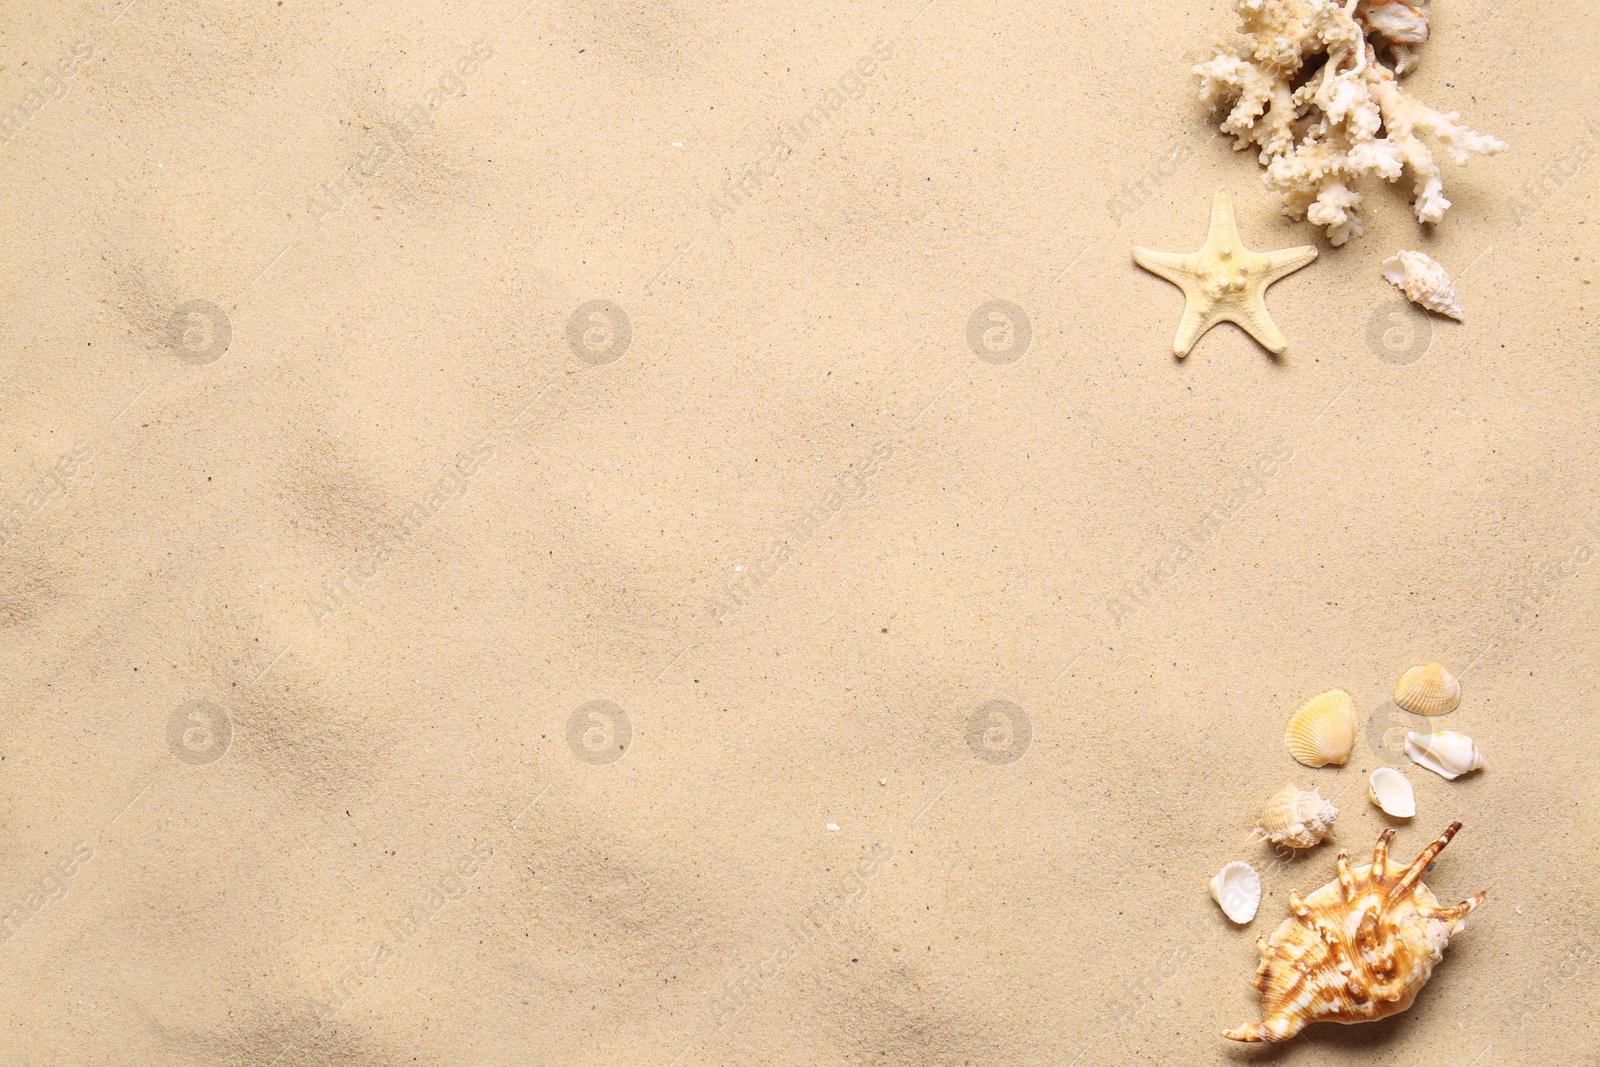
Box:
[1382,250,1462,320]
[1225,823,1486,1043]
[1405,731,1485,780]
[1394,662,1460,716]
[1284,689,1356,768]
[1257,782,1339,849]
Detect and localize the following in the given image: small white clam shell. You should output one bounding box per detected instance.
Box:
[1405,730,1485,780]
[1210,861,1262,924]
[1368,767,1416,818]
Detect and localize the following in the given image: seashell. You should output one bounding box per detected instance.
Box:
[1225,823,1486,1042]
[1405,731,1485,780]
[1211,861,1263,924]
[1382,250,1463,320]
[1257,782,1339,849]
[1357,1,1430,46]
[1368,768,1416,818]
[1394,662,1461,716]
[1284,689,1356,768]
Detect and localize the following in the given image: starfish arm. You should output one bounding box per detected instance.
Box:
[1222,296,1288,354]
[1206,186,1238,246]
[1133,247,1201,289]
[1173,300,1222,357]
[1260,244,1319,284]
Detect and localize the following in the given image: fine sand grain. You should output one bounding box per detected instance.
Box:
[2,1,1597,1064]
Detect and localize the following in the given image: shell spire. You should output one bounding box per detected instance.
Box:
[1224,823,1486,1043]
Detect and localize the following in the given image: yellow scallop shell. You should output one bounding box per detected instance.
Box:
[1283,689,1355,768]
[1393,662,1460,716]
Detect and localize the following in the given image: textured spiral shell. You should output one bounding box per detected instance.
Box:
[1225,823,1486,1043]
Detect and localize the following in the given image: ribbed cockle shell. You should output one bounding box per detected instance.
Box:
[1394,662,1461,716]
[1284,689,1356,768]
[1225,823,1486,1043]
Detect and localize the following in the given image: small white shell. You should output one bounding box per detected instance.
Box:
[1360,1,1430,46]
[1405,730,1485,780]
[1368,767,1416,818]
[1257,782,1339,849]
[1210,861,1262,924]
[1382,250,1463,320]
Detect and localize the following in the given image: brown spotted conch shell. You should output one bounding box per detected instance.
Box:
[1225,822,1486,1042]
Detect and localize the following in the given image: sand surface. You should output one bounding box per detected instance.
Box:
[2,1,1597,1063]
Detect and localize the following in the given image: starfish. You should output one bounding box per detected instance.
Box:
[1133,188,1317,358]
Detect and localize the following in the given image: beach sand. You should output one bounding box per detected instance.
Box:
[1,0,1596,1063]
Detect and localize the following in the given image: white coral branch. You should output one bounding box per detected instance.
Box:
[1194,0,1506,244]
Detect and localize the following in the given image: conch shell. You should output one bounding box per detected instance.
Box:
[1225,823,1486,1042]
[1405,730,1485,780]
[1284,689,1356,768]
[1257,782,1339,849]
[1394,661,1461,716]
[1382,250,1464,321]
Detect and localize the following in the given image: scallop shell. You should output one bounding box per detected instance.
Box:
[1382,250,1463,320]
[1405,730,1484,780]
[1257,782,1339,849]
[1211,861,1263,924]
[1394,662,1460,716]
[1225,823,1486,1042]
[1284,689,1356,768]
[1368,768,1416,818]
